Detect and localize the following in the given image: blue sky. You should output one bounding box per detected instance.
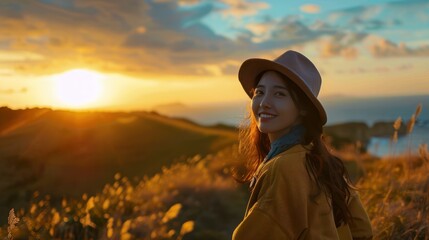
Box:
[202,0,429,46]
[0,0,428,110]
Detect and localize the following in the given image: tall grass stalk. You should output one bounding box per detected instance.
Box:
[391,116,402,157]
[405,104,422,177]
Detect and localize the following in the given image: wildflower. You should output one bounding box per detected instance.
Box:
[86,197,95,212]
[115,173,121,181]
[7,209,20,240]
[121,220,132,240]
[51,211,60,226]
[162,203,182,223]
[393,116,402,130]
[419,144,428,161]
[107,218,114,238]
[407,104,423,134]
[415,103,422,117]
[103,199,110,210]
[61,198,67,208]
[180,220,194,236]
[406,114,416,134]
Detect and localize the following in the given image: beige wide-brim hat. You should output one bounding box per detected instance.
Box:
[238,50,327,126]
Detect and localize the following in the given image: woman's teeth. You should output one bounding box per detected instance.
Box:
[260,114,276,118]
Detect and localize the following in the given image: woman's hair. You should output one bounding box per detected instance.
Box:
[234,70,355,227]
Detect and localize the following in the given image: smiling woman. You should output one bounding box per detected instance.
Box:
[51,69,104,109]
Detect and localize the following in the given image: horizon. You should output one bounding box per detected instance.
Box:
[1,0,429,111]
[1,92,428,112]
[1,93,428,129]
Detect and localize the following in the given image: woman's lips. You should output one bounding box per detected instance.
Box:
[259,113,276,122]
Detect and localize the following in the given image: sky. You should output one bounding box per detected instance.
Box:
[0,0,428,111]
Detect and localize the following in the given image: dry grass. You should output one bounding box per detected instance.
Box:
[1,103,428,239]
[0,145,247,240]
[356,103,429,239]
[3,142,429,239]
[358,151,429,239]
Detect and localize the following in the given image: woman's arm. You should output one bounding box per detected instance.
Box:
[348,189,373,240]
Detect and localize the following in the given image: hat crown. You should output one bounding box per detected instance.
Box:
[274,50,321,97]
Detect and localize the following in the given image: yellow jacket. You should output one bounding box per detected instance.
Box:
[232,144,373,240]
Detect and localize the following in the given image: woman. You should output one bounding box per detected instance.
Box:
[232,50,373,239]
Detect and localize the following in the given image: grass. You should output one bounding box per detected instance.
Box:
[356,103,428,239]
[358,153,429,239]
[3,141,429,239]
[0,145,248,240]
[0,108,238,222]
[1,104,428,239]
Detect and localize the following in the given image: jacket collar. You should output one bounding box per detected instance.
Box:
[263,123,306,163]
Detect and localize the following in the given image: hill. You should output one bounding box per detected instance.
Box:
[0,107,238,218]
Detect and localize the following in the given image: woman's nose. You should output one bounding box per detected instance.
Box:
[259,94,272,108]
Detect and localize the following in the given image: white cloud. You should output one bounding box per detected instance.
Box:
[217,0,270,19]
[300,4,320,14]
[368,37,429,57]
[0,51,45,61]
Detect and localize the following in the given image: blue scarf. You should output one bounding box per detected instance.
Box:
[263,123,306,164]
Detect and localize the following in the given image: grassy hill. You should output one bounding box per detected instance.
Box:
[0,107,238,219]
[1,105,428,238]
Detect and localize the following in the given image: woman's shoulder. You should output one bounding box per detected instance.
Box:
[274,144,311,167]
[265,144,312,180]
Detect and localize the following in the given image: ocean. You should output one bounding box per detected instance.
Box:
[155,94,429,157]
[323,95,429,157]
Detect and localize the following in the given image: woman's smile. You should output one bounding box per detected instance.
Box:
[259,112,277,121]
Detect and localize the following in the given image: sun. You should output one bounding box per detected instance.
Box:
[52,69,104,108]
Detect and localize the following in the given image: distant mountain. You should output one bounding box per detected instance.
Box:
[320,94,359,102]
[0,107,238,212]
[151,102,189,112]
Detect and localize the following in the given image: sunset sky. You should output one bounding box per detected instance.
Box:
[0,0,428,111]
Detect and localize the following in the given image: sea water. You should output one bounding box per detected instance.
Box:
[322,95,429,157]
[156,95,429,157]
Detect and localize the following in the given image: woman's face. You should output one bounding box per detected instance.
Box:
[251,71,302,143]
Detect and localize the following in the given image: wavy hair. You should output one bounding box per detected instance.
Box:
[233,70,356,227]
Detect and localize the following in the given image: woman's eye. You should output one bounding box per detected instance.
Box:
[254,89,263,95]
[276,92,286,96]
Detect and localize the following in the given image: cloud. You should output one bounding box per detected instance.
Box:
[0,51,45,61]
[321,41,358,59]
[244,15,276,43]
[217,0,270,19]
[300,4,320,14]
[335,63,414,75]
[368,38,429,57]
[0,0,428,80]
[306,0,429,58]
[0,0,250,77]
[178,0,202,7]
[254,15,339,51]
[326,0,429,32]
[319,32,367,58]
[0,87,27,94]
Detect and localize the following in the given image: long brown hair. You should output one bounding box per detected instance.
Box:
[234,70,355,227]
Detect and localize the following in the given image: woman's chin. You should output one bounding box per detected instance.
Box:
[257,125,276,134]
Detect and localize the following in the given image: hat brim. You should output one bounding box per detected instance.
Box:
[238,58,327,125]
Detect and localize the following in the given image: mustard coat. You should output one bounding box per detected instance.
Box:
[232,144,373,240]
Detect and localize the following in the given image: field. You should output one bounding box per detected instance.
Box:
[1,106,428,239]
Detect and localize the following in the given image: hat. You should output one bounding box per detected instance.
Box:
[238,50,327,125]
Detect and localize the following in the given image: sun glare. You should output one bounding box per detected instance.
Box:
[52,69,104,108]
